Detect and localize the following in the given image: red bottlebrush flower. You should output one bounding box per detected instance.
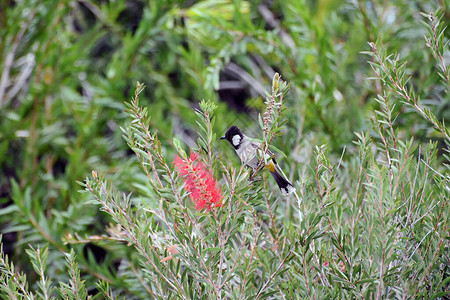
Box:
[174,152,223,211]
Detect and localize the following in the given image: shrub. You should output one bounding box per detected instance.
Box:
[1,1,448,299]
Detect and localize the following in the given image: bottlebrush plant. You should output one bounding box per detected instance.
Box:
[73,79,298,298]
[1,13,449,297]
[1,66,449,298]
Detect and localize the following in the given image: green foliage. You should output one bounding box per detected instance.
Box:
[1,0,449,299]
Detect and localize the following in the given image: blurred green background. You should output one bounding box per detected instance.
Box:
[1,0,448,294]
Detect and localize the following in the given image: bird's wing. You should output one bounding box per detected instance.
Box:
[249,141,278,165]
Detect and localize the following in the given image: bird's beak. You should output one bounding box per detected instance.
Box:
[220,136,225,140]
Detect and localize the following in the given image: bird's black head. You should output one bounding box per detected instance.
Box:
[220,126,243,149]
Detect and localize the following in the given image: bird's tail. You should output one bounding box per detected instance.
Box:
[269,169,295,196]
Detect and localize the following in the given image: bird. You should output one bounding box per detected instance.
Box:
[220,126,295,196]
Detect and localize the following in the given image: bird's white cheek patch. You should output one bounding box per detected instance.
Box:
[232,135,241,146]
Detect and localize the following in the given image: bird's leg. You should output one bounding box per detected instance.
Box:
[248,168,262,182]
